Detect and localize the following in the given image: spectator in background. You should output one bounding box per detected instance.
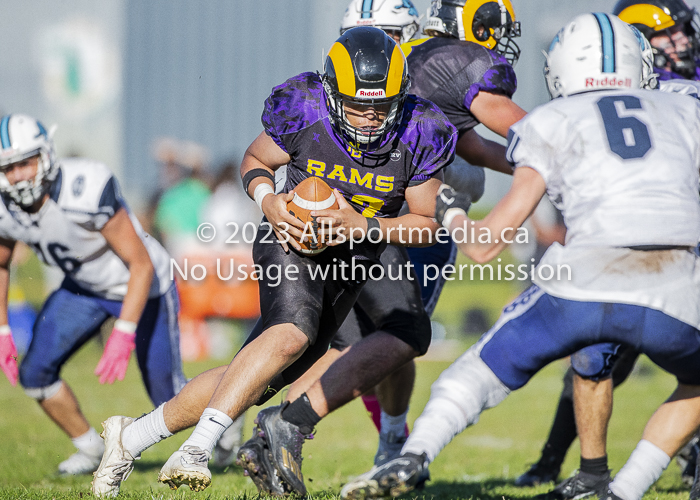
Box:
[153,139,211,260]
[200,160,261,252]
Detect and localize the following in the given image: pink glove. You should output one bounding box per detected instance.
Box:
[95,321,136,384]
[0,326,18,386]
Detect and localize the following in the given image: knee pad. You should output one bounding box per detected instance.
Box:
[425,346,510,428]
[23,380,63,401]
[571,344,619,380]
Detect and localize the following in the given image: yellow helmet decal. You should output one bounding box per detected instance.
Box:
[400,38,429,57]
[328,42,356,96]
[461,0,517,49]
[503,0,517,27]
[462,0,495,47]
[617,4,675,31]
[386,44,406,97]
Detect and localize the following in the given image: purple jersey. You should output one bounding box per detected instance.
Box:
[261,72,456,220]
[655,60,700,81]
[402,37,517,136]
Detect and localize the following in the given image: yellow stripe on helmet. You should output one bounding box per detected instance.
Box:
[386,44,406,97]
[461,0,517,49]
[616,4,675,31]
[503,0,516,25]
[328,42,356,96]
[400,38,429,57]
[461,0,493,46]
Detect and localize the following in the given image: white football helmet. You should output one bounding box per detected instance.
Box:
[0,114,58,208]
[545,13,645,98]
[340,0,421,44]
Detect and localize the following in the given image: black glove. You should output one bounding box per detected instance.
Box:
[435,183,471,228]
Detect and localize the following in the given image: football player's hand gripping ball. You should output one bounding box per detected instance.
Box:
[435,183,472,228]
[0,327,18,386]
[313,189,368,246]
[262,191,305,253]
[94,323,136,384]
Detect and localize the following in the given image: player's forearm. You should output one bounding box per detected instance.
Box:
[479,140,514,175]
[448,213,508,263]
[241,152,276,199]
[458,137,512,175]
[119,257,154,324]
[375,214,440,247]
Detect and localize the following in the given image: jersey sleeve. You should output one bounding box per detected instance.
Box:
[506,106,566,188]
[464,53,517,110]
[405,98,458,186]
[0,203,17,242]
[261,72,326,155]
[57,160,125,231]
[91,176,124,230]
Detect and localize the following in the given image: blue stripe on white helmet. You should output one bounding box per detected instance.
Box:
[0,114,58,209]
[544,12,644,98]
[340,0,421,44]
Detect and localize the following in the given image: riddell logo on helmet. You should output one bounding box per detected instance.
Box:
[356,89,386,98]
[585,77,632,88]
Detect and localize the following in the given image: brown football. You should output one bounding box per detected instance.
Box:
[287,176,339,254]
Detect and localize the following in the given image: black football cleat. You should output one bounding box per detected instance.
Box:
[340,452,430,500]
[536,470,611,500]
[515,455,562,487]
[678,437,699,487]
[236,431,286,497]
[598,486,624,500]
[256,405,314,497]
[690,442,700,500]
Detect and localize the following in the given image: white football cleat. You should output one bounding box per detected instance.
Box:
[58,449,103,475]
[91,416,136,498]
[158,445,212,492]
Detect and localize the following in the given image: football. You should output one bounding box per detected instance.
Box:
[287,176,339,254]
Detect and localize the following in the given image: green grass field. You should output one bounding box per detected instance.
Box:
[0,254,691,499]
[0,334,689,500]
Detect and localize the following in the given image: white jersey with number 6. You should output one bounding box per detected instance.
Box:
[506,88,700,328]
[0,158,172,300]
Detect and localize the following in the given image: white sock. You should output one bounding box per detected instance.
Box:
[380,409,408,440]
[72,427,104,457]
[181,408,234,455]
[609,440,670,500]
[122,404,172,458]
[217,414,245,450]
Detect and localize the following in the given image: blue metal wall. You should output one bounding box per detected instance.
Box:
[122,0,344,199]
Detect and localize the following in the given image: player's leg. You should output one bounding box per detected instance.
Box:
[536,343,621,500]
[334,285,415,467]
[356,244,440,466]
[516,368,576,486]
[341,288,612,500]
[158,239,369,494]
[19,283,110,475]
[605,308,700,500]
[285,347,345,402]
[607,383,700,500]
[373,360,415,465]
[518,346,640,488]
[250,246,431,495]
